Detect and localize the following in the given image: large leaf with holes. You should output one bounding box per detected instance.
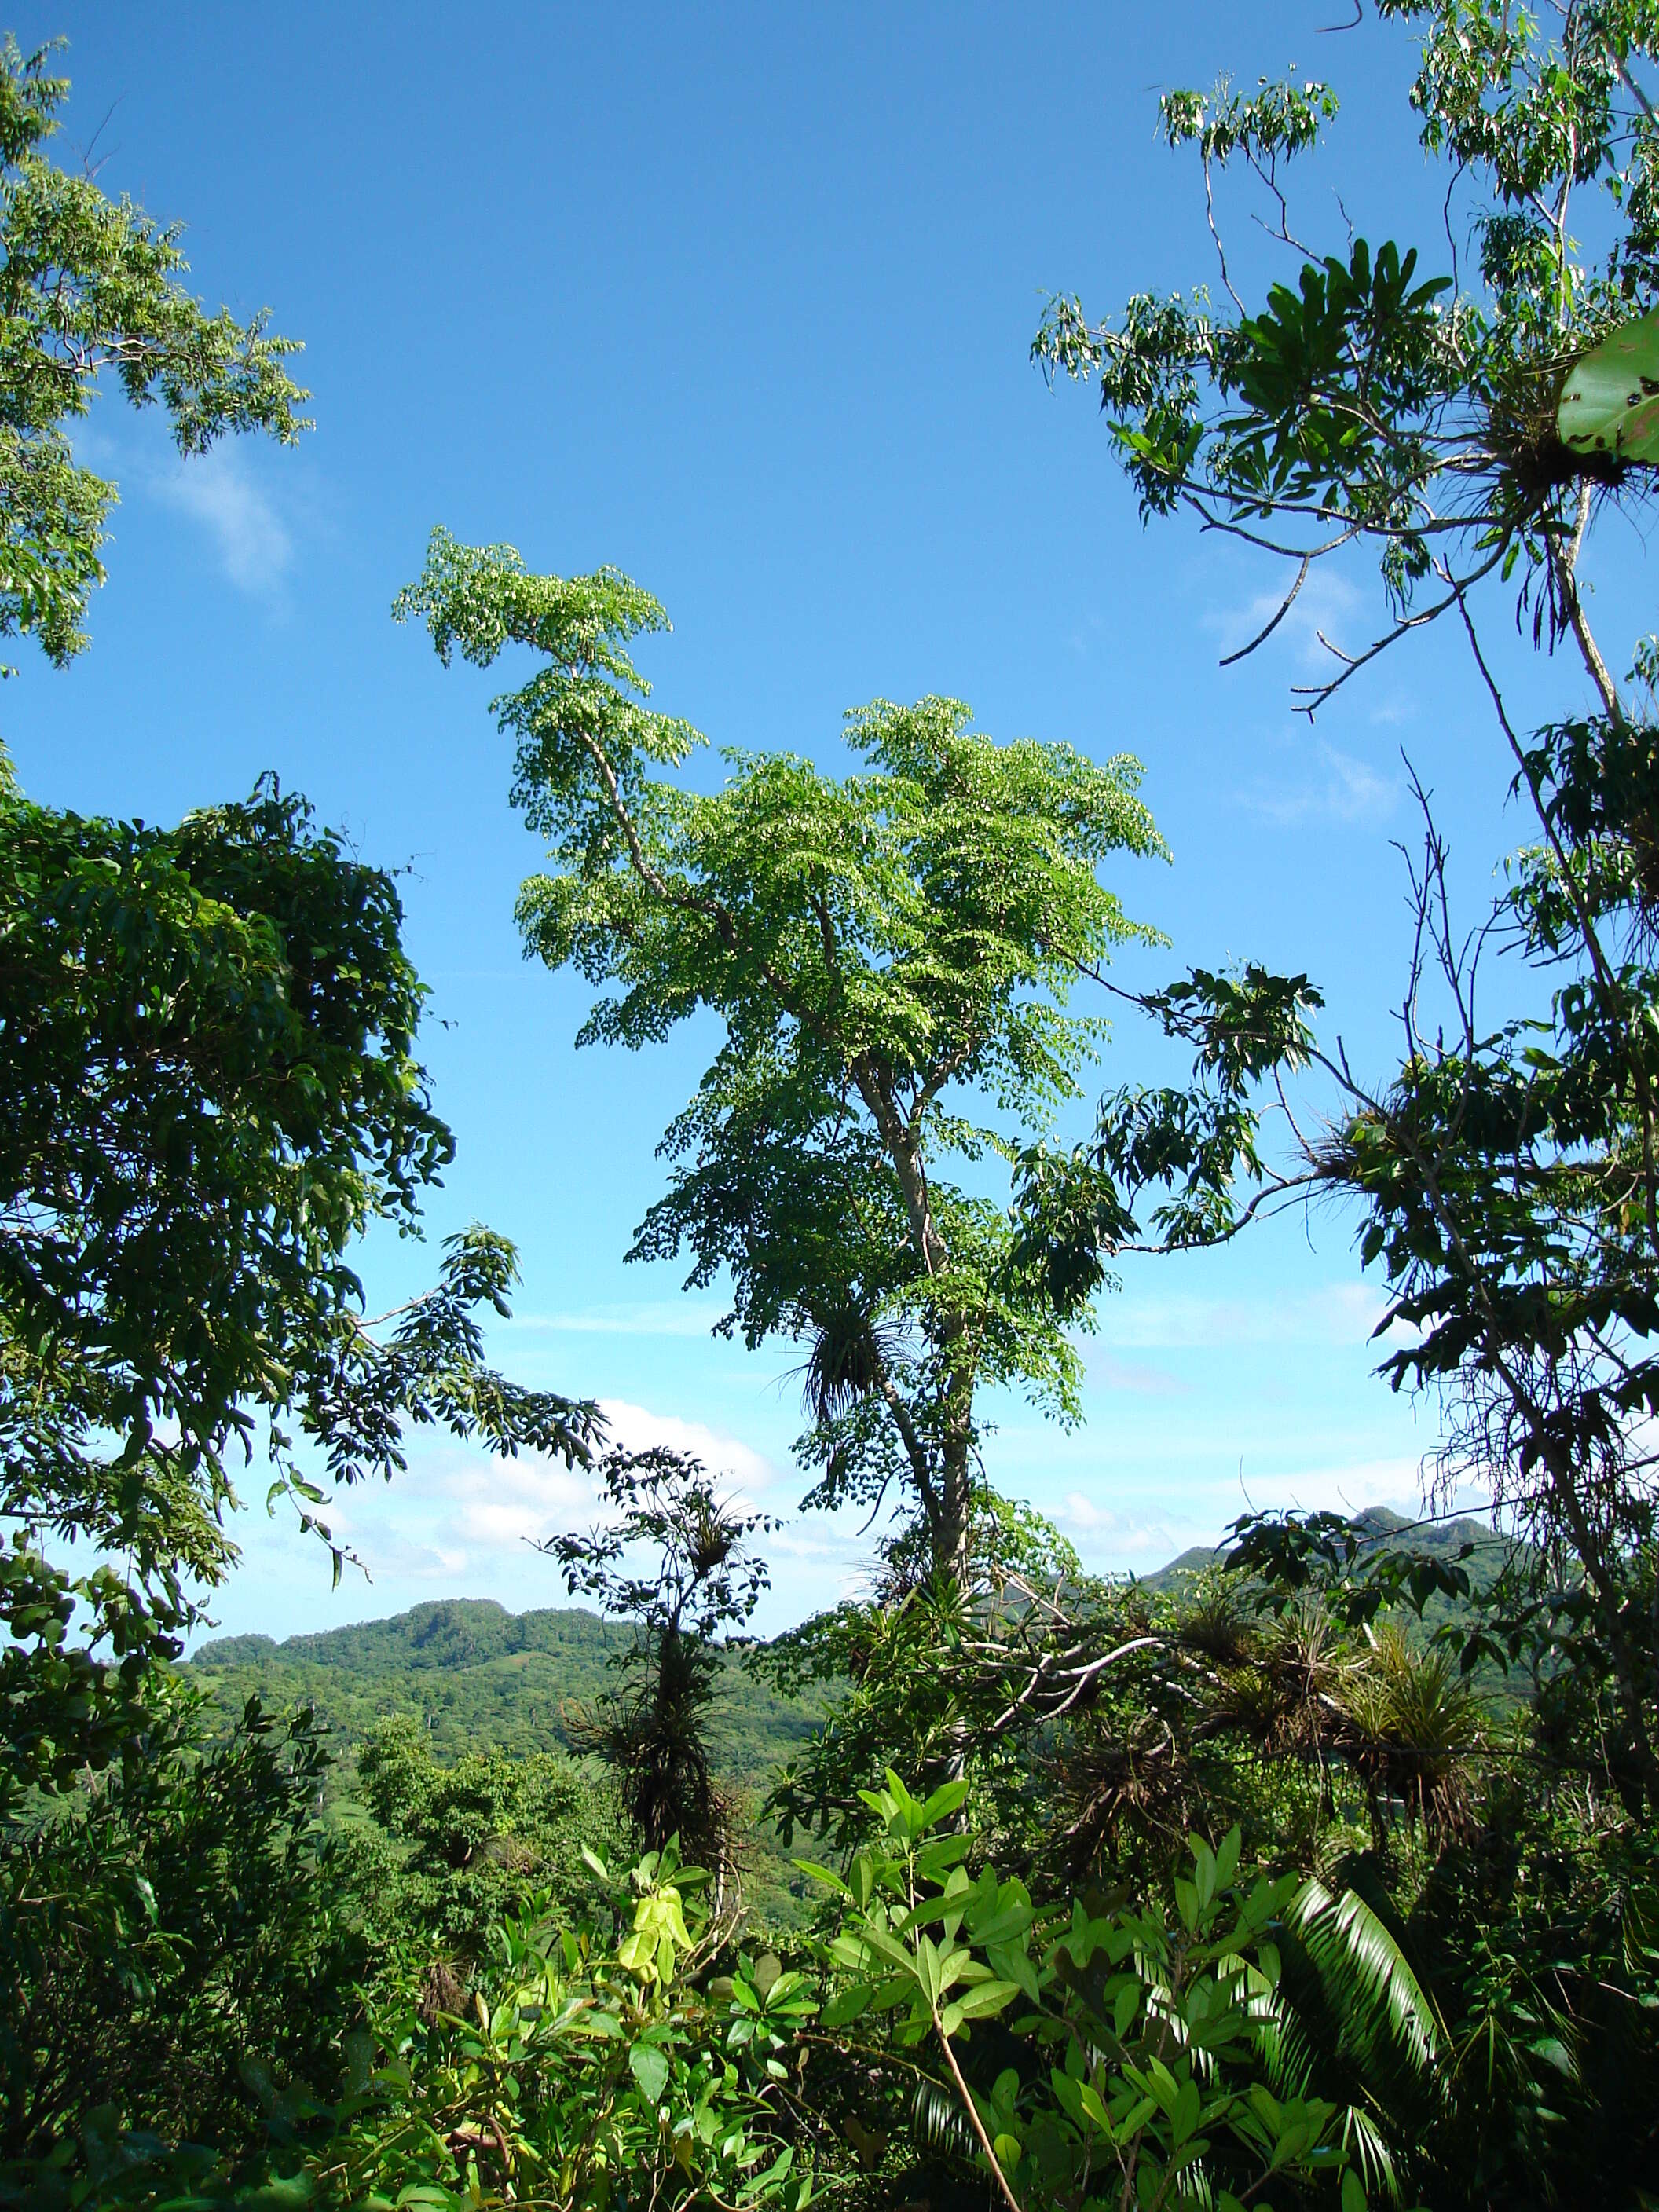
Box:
[1558,309,1659,463]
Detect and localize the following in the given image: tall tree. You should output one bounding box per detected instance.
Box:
[0,776,603,1816]
[397,531,1166,1582]
[1028,0,1659,1802]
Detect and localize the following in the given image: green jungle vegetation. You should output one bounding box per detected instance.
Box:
[181,1502,1517,1931]
[9,9,1659,2210]
[185,1602,829,1925]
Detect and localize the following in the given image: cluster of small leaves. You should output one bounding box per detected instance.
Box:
[761,1495,1119,1862]
[1012,965,1321,1314]
[1227,1511,1483,1640]
[1035,5,1659,692]
[354,1716,632,1952]
[0,778,445,1544]
[1,1683,368,2177]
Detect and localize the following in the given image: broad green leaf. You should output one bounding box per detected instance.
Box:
[794,1860,852,1898]
[1214,1825,1242,1889]
[1559,309,1659,463]
[820,1983,874,2030]
[629,2042,670,2103]
[917,1777,970,1829]
[1191,1835,1217,1912]
[1170,2075,1201,2145]
[952,1979,1024,2020]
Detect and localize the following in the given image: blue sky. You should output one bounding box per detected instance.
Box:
[12,2,1638,1639]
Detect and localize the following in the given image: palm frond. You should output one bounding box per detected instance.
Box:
[1287,1875,1441,2086]
[1338,2102,1404,2204]
[910,2075,973,2160]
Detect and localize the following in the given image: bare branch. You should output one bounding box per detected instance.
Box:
[1219,556,1311,666]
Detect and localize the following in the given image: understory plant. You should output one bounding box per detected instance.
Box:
[808,1773,1434,2212]
[314,1833,818,2212]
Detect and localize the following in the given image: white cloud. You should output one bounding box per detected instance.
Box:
[1057,1491,1189,1556]
[245,1400,786,1610]
[1052,1449,1475,1571]
[1239,1453,1430,1519]
[597,1399,780,1499]
[152,445,293,595]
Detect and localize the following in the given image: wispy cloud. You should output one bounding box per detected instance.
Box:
[1206,566,1362,674]
[1105,1280,1395,1353]
[1240,737,1399,827]
[1057,1491,1191,1557]
[151,445,294,596]
[1236,1452,1438,1522]
[1087,1353,1192,1397]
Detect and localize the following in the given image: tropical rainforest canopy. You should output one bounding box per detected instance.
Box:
[5,9,1659,2211]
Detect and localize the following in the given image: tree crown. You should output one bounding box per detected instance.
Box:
[399,529,1166,1547]
[0,35,309,669]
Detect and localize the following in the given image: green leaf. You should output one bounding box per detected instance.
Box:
[917,1777,970,1829]
[1170,2075,1201,2145]
[820,1983,874,2030]
[1559,309,1659,463]
[1190,1834,1217,1912]
[951,1979,1024,2020]
[1214,1826,1242,1889]
[794,1859,851,1897]
[629,2042,670,2103]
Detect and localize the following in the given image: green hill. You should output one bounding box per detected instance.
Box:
[1142,1504,1519,1602]
[188,1596,817,1792]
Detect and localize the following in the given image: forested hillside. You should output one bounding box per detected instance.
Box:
[190,1508,1508,1782]
[189,1598,815,1782]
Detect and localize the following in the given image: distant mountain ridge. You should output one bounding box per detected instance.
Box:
[198,1597,630,1675]
[1141,1503,1518,1595]
[192,1509,1516,1766]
